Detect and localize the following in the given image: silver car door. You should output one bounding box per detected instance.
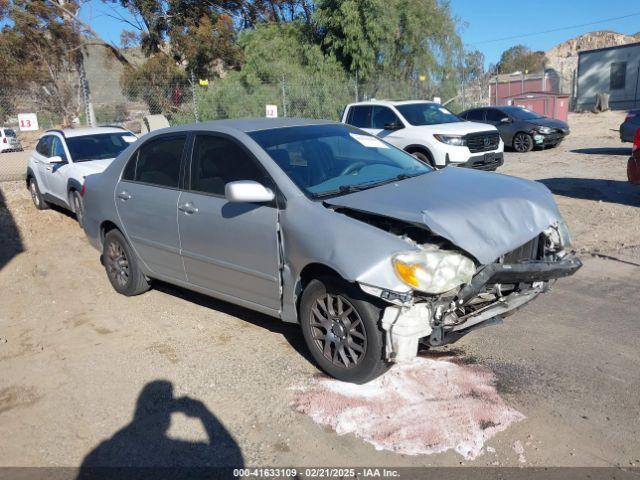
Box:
[178,133,281,312]
[115,133,188,281]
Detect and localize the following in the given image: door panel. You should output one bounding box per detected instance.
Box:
[178,133,281,311]
[48,137,71,203]
[178,192,280,310]
[115,134,187,281]
[33,136,53,192]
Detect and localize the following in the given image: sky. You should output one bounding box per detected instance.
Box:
[78,0,640,68]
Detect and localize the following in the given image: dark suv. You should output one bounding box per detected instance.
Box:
[620,110,640,143]
[459,106,570,153]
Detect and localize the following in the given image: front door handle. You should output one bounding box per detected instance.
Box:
[178,202,198,214]
[117,191,132,201]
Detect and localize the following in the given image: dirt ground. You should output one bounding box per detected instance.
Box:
[0,111,639,472]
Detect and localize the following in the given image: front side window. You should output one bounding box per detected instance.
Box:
[610,62,626,90]
[50,137,68,161]
[371,106,401,129]
[122,135,186,188]
[347,106,372,128]
[66,132,136,163]
[249,124,432,199]
[190,135,268,196]
[395,103,462,126]
[35,136,52,157]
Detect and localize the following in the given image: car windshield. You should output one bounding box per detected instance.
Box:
[249,124,432,198]
[394,103,462,126]
[4,129,16,138]
[504,107,543,120]
[66,132,136,162]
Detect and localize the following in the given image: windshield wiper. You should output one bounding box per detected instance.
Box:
[313,172,426,199]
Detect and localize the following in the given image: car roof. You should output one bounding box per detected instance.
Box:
[45,126,130,138]
[144,117,337,136]
[348,100,439,108]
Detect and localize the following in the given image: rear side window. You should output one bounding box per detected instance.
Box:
[371,106,401,129]
[122,135,186,188]
[485,109,505,122]
[35,136,52,157]
[347,106,372,128]
[464,109,485,121]
[190,135,269,196]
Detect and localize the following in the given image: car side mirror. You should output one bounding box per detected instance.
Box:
[500,117,511,123]
[48,155,67,164]
[384,122,404,131]
[225,180,275,203]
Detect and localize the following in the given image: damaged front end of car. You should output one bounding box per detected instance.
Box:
[352,213,582,363]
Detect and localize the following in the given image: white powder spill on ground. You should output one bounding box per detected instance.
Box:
[292,356,525,460]
[513,440,527,464]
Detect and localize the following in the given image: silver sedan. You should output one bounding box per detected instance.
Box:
[81,118,581,383]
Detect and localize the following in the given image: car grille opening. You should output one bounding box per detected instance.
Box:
[503,235,543,264]
[466,132,500,153]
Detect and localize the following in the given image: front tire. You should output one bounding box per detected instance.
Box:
[103,229,150,296]
[410,150,435,168]
[29,177,49,210]
[513,132,534,152]
[300,278,389,383]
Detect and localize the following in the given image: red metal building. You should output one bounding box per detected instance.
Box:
[506,92,570,122]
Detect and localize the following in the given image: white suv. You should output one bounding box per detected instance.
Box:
[342,100,504,170]
[0,127,22,153]
[26,127,137,226]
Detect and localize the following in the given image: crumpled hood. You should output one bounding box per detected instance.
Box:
[325,167,562,265]
[73,159,114,177]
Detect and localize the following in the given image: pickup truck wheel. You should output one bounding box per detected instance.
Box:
[29,178,49,210]
[71,191,84,228]
[513,133,534,152]
[300,278,390,384]
[103,229,150,296]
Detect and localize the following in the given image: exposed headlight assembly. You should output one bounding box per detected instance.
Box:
[392,249,476,294]
[536,126,553,135]
[433,134,466,147]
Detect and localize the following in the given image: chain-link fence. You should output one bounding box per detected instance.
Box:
[0,72,491,182]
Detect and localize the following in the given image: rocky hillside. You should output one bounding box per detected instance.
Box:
[545,30,639,93]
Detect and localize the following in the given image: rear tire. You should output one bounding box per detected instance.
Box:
[29,177,49,210]
[103,229,150,296]
[300,277,390,383]
[71,190,84,228]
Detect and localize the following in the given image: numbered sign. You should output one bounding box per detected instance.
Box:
[18,113,39,131]
[265,105,278,118]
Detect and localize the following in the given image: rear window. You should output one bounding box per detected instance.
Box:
[3,129,16,138]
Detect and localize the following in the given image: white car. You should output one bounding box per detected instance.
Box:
[342,100,504,170]
[26,127,137,226]
[0,127,22,152]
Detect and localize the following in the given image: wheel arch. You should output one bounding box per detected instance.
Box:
[100,220,121,244]
[25,167,36,188]
[294,262,351,318]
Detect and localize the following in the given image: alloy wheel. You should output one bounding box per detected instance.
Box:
[73,193,83,226]
[514,133,533,152]
[106,240,130,288]
[30,180,40,207]
[309,293,367,368]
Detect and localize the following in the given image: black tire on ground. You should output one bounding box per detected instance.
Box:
[103,229,150,296]
[71,190,84,228]
[410,150,435,168]
[513,132,534,152]
[28,177,49,210]
[300,277,390,384]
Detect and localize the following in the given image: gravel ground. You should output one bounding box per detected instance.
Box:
[0,111,638,471]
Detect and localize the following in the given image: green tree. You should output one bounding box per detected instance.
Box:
[496,44,546,74]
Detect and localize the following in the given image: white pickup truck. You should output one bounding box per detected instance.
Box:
[342,100,504,170]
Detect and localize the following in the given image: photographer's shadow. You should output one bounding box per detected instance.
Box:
[77,380,243,478]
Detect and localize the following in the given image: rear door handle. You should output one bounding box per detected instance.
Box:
[117,191,131,201]
[178,202,198,214]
